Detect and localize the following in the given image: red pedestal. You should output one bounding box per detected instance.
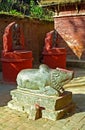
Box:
[42,48,66,69]
[1,50,33,83]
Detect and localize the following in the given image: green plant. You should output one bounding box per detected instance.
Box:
[0,0,26,15]
[30,0,54,20]
[9,9,22,16]
[30,0,44,18]
[0,0,54,20]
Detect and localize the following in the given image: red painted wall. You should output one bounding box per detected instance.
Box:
[0,15,53,70]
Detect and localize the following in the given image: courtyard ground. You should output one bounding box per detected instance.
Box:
[0,67,85,130]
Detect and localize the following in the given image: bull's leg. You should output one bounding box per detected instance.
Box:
[42,86,59,96]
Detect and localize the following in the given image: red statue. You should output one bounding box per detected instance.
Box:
[3,22,25,52]
[43,30,58,53]
[42,30,66,69]
[1,22,33,83]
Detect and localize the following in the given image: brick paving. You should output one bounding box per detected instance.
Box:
[0,67,85,130]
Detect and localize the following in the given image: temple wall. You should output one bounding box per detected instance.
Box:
[0,10,85,70]
[54,10,85,61]
[0,14,54,70]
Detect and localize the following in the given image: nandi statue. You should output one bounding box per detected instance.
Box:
[8,64,75,121]
[17,64,73,96]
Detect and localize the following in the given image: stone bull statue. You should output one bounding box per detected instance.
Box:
[17,64,74,96]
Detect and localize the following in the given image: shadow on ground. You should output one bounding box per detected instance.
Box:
[73,93,85,113]
[0,82,16,107]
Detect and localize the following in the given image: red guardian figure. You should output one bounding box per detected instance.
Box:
[42,30,66,69]
[1,22,33,83]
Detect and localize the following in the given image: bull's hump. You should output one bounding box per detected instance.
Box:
[19,69,38,75]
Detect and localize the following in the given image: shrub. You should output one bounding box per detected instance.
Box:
[30,0,54,20]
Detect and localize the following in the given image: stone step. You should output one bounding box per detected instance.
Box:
[10,89,73,111]
[8,100,42,120]
[8,100,24,112]
[66,59,85,68]
[64,76,85,89]
[8,100,75,121]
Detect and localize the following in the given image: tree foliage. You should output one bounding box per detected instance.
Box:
[0,0,54,20]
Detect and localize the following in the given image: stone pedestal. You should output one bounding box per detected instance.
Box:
[42,48,66,69]
[1,50,33,82]
[8,89,75,121]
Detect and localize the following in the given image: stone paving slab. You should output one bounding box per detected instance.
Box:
[0,106,85,130]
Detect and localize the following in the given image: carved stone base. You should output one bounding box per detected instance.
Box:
[42,103,75,120]
[8,89,75,121]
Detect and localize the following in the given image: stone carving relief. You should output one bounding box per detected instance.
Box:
[3,22,25,52]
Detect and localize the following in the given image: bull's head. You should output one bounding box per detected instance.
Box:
[51,68,74,94]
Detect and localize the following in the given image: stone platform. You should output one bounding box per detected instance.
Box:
[8,89,75,121]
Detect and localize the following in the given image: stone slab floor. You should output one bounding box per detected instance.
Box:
[0,67,85,130]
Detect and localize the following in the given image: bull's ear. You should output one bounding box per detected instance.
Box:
[56,67,59,70]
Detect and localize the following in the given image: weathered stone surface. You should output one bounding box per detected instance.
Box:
[42,103,75,121]
[8,100,42,120]
[8,100,24,112]
[8,64,75,121]
[8,88,75,120]
[17,64,74,96]
[10,89,72,111]
[8,94,75,121]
